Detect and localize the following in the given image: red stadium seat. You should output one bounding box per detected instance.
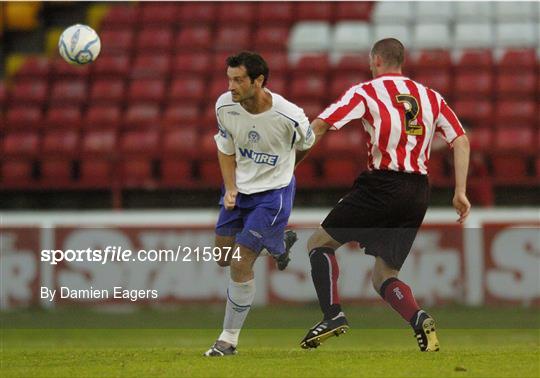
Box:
[40,130,79,186]
[290,75,327,102]
[85,105,121,129]
[201,103,219,129]
[453,99,493,128]
[120,129,160,155]
[162,128,198,158]
[5,106,41,129]
[498,49,537,71]
[177,2,217,25]
[198,130,218,157]
[413,50,452,71]
[335,2,373,21]
[214,26,251,52]
[491,154,529,185]
[128,79,166,105]
[207,76,228,103]
[10,80,47,105]
[454,71,493,99]
[15,56,50,78]
[455,49,493,72]
[257,51,289,74]
[100,5,139,30]
[295,100,324,121]
[266,75,287,95]
[119,130,160,187]
[468,128,493,153]
[257,3,293,26]
[139,3,179,26]
[137,27,174,53]
[334,54,370,75]
[427,153,448,184]
[496,72,536,99]
[494,128,535,152]
[1,160,35,187]
[291,54,330,76]
[176,26,213,51]
[323,129,365,157]
[90,79,125,105]
[212,52,234,71]
[254,26,289,51]
[161,159,194,187]
[99,29,135,55]
[50,80,87,105]
[3,131,39,157]
[162,103,200,127]
[0,81,5,106]
[79,160,114,188]
[297,2,335,21]
[329,72,369,100]
[172,53,211,76]
[45,105,82,129]
[494,100,536,126]
[131,54,171,79]
[124,104,161,129]
[51,57,90,78]
[217,3,255,25]
[536,157,540,178]
[169,77,206,103]
[80,130,117,187]
[92,54,130,78]
[81,129,117,156]
[198,160,222,187]
[414,70,452,98]
[295,160,318,188]
[322,158,360,187]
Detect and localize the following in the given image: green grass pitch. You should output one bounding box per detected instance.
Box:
[1,306,539,377]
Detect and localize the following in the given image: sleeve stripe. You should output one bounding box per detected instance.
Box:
[319,91,365,129]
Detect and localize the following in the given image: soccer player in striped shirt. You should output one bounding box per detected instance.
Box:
[299,38,471,352]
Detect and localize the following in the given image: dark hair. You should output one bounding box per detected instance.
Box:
[226,51,269,87]
[371,38,405,68]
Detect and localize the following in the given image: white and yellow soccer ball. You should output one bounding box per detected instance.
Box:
[58,24,101,65]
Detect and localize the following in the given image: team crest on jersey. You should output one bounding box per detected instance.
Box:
[248,130,260,143]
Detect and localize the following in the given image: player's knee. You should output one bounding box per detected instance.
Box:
[307,229,337,252]
[216,258,230,267]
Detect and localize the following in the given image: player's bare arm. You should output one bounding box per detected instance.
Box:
[452,135,471,223]
[217,150,237,210]
[295,118,332,168]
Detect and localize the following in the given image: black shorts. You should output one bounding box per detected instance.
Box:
[321,170,430,270]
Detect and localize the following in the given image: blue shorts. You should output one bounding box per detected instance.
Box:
[215,177,296,256]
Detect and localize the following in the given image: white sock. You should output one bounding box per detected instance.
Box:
[218,279,256,347]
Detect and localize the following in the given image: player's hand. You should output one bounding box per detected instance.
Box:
[224,190,238,210]
[452,192,471,224]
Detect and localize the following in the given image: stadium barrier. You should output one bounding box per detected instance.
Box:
[1,209,538,309]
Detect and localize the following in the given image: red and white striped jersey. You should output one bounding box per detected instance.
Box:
[318,73,465,175]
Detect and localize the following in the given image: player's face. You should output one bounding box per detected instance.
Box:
[227,66,256,102]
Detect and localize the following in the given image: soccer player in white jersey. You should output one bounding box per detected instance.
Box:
[298,39,471,352]
[204,51,315,357]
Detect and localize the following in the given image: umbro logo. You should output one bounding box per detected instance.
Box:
[227,111,240,116]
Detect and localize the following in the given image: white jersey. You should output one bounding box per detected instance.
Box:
[214,90,314,194]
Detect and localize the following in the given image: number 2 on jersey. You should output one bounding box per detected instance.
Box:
[395,94,423,136]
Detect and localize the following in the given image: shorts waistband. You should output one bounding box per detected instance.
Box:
[367,169,428,180]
